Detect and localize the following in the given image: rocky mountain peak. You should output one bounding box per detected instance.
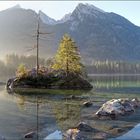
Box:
[57,3,106,24]
[74,3,105,15]
[59,13,72,23]
[8,4,21,10]
[39,10,56,25]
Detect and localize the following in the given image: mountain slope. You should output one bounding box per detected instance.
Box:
[39,10,57,25]
[0,3,140,63]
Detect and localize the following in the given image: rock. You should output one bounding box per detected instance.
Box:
[122,124,134,130]
[83,101,92,107]
[113,123,140,140]
[64,128,92,140]
[64,122,94,140]
[131,98,140,108]
[64,122,104,140]
[76,122,94,132]
[64,128,80,140]
[95,98,140,119]
[24,131,36,138]
[110,110,118,119]
[6,77,16,89]
[109,125,119,130]
[9,72,93,90]
[93,132,108,140]
[109,128,125,135]
[120,99,135,112]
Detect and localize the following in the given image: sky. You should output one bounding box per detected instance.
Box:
[0,1,140,26]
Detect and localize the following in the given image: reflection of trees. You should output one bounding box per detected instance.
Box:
[14,92,82,132]
[49,100,81,131]
[16,95,26,111]
[94,80,121,89]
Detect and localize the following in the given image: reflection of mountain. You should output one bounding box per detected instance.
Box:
[0,3,140,63]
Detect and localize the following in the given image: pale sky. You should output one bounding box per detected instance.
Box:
[0,1,140,26]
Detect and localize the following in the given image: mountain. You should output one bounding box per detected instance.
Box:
[7,4,21,10]
[0,3,140,63]
[57,13,72,23]
[39,10,56,25]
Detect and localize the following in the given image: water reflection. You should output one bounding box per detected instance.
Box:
[16,95,25,110]
[1,75,140,139]
[91,75,140,93]
[9,90,83,139]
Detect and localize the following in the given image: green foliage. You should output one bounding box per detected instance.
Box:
[52,34,83,75]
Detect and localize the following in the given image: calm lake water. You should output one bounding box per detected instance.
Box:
[0,75,140,139]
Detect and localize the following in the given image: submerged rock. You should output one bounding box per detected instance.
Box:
[111,123,140,140]
[76,122,94,132]
[83,101,92,107]
[24,131,36,138]
[95,98,140,119]
[64,122,100,140]
[109,127,125,135]
[93,132,108,140]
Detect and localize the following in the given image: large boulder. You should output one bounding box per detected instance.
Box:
[64,122,108,140]
[76,122,94,132]
[95,98,140,119]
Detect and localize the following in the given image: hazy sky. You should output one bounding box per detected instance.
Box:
[0,1,140,26]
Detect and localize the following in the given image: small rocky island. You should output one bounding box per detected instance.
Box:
[7,34,92,90]
[7,70,92,90]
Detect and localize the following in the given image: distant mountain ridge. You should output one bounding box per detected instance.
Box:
[39,10,57,25]
[0,3,140,63]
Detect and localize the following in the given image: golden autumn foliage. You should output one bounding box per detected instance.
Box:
[52,34,83,75]
[16,64,28,78]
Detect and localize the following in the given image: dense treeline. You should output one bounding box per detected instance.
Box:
[86,60,140,74]
[1,54,140,81]
[0,54,52,81]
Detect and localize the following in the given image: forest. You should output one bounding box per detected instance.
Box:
[0,53,140,82]
[86,60,140,74]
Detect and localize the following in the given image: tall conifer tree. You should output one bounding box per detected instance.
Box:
[52,34,83,76]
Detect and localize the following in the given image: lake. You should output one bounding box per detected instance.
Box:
[0,75,140,139]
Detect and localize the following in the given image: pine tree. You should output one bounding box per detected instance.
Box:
[52,34,83,76]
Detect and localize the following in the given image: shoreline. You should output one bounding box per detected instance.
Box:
[88,73,140,77]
